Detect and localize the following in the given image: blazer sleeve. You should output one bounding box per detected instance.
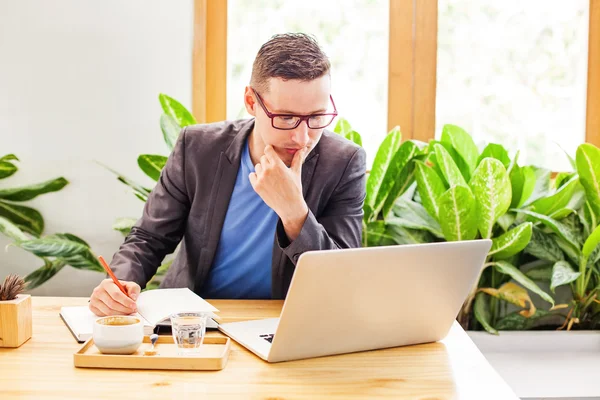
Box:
[276,146,367,264]
[110,128,191,288]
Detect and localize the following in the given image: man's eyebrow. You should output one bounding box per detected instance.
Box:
[273,107,328,114]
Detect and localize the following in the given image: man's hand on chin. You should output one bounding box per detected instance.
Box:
[249,145,309,241]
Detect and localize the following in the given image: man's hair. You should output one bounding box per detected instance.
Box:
[250,33,331,94]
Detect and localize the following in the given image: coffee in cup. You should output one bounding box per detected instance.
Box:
[93,315,143,354]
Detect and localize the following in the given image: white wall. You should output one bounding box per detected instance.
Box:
[0,0,193,296]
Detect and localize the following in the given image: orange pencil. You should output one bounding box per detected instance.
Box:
[98,255,131,299]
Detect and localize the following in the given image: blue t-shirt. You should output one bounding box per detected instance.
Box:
[200,140,278,299]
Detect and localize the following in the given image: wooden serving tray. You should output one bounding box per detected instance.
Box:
[74,335,231,370]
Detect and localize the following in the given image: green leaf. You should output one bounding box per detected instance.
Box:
[583,223,600,258]
[495,310,551,330]
[550,208,575,220]
[424,141,447,184]
[62,251,104,272]
[554,172,575,190]
[521,166,551,207]
[524,263,554,282]
[440,124,479,179]
[16,237,88,257]
[113,217,137,236]
[386,224,434,245]
[0,161,18,179]
[365,127,402,211]
[509,163,525,208]
[492,261,555,305]
[513,209,581,255]
[556,143,577,171]
[478,144,511,168]
[160,114,181,152]
[158,93,196,127]
[0,201,43,236]
[530,176,581,216]
[550,260,581,293]
[469,158,512,239]
[0,154,18,162]
[48,233,90,247]
[506,150,519,175]
[382,161,416,219]
[333,118,352,135]
[577,144,600,218]
[434,144,467,188]
[389,197,444,238]
[474,292,498,334]
[373,141,419,217]
[0,177,68,202]
[555,235,581,265]
[524,227,564,263]
[345,130,363,147]
[24,259,67,290]
[497,213,516,232]
[583,201,597,238]
[414,161,446,220]
[489,222,532,259]
[98,162,152,200]
[364,220,387,247]
[437,185,478,241]
[566,185,586,211]
[0,216,28,241]
[134,192,148,202]
[516,166,537,208]
[137,155,168,182]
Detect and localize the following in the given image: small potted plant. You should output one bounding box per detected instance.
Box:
[0,274,31,347]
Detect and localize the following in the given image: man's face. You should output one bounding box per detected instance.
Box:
[245,76,332,166]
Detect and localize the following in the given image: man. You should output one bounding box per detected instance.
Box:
[89,33,367,317]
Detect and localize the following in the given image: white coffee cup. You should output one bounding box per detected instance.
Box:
[93,315,144,355]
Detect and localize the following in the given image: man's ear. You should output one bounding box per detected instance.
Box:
[244,86,256,116]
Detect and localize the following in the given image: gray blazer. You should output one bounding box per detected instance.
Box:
[111,118,367,299]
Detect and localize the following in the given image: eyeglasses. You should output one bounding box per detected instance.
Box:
[252,88,338,130]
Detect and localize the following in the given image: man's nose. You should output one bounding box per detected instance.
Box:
[291,120,310,147]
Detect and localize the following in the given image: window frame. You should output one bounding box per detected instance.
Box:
[193,0,600,151]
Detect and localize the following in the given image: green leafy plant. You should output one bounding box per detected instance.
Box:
[0,155,103,289]
[403,126,591,333]
[333,118,432,248]
[337,119,587,333]
[103,94,196,289]
[512,143,600,330]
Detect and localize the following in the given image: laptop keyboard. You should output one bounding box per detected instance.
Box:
[259,333,274,343]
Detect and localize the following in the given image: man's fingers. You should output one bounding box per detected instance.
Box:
[255,163,263,176]
[264,145,285,166]
[260,154,271,167]
[100,283,136,310]
[124,282,140,301]
[97,290,135,314]
[291,147,307,174]
[249,172,258,188]
[89,299,113,317]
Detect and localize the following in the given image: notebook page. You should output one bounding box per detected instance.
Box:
[59,306,151,341]
[59,306,98,341]
[136,288,218,326]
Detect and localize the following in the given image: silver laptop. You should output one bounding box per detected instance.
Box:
[218,239,492,363]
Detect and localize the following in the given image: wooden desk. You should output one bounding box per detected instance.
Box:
[0,297,518,399]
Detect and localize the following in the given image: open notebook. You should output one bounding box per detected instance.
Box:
[59,288,219,342]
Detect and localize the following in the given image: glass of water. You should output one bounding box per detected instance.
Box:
[170,312,208,355]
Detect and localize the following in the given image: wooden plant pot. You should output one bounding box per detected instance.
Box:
[0,294,32,348]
